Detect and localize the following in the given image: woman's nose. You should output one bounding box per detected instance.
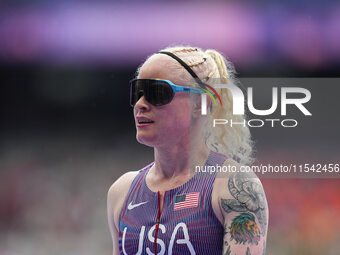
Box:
[134,95,150,111]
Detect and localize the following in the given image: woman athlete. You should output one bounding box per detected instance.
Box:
[107,46,268,255]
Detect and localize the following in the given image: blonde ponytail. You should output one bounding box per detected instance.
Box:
[204,49,254,165]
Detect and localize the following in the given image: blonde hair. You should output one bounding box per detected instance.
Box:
[137,45,254,165]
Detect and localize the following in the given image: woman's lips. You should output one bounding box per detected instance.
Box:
[136,116,154,127]
[137,122,153,127]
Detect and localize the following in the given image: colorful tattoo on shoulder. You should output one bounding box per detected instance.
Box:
[221,172,268,236]
[229,213,260,245]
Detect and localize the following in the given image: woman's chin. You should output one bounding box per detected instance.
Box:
[136,134,158,147]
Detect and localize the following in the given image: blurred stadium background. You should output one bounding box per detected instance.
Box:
[1,0,340,254]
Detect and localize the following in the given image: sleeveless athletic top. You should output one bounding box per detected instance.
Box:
[118,150,227,255]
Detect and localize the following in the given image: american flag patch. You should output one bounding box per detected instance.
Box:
[174,192,200,211]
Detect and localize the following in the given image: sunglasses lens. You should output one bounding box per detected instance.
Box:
[130,80,174,106]
[147,81,173,106]
[130,80,144,106]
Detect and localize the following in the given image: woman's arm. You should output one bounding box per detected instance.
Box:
[107,171,139,255]
[218,169,269,254]
[107,183,120,255]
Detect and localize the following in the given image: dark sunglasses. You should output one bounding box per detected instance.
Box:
[129,78,204,107]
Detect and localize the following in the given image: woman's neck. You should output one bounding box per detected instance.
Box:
[152,137,210,180]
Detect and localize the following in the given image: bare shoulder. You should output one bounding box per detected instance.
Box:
[108,171,140,198]
[217,159,268,218]
[107,171,140,230]
[213,158,268,221]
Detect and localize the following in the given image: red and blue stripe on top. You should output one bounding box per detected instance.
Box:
[118,150,227,255]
